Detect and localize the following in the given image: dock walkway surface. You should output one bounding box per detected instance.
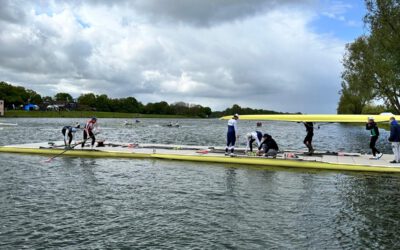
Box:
[1,141,400,173]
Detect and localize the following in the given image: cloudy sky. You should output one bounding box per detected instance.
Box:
[0,0,366,113]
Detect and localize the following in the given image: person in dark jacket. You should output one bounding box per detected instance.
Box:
[366,117,383,159]
[303,122,314,155]
[388,117,400,163]
[257,134,279,158]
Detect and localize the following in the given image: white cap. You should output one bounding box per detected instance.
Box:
[234,113,239,118]
[368,116,374,120]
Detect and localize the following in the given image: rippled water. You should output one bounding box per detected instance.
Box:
[1,118,400,249]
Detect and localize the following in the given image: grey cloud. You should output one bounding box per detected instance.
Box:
[0,0,343,113]
[86,0,313,26]
[0,0,28,24]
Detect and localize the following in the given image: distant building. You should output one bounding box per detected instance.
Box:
[0,100,4,116]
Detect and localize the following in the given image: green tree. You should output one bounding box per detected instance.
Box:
[338,0,400,114]
[55,92,73,102]
[365,0,400,112]
[78,93,97,108]
[0,81,42,108]
[95,94,110,112]
[338,37,376,114]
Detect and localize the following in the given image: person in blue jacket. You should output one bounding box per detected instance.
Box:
[388,117,400,163]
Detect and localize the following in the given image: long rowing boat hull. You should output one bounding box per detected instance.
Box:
[220,114,400,123]
[1,143,400,173]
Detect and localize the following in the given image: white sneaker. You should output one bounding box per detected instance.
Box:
[229,153,236,157]
[224,152,229,156]
[377,153,383,159]
[369,156,379,160]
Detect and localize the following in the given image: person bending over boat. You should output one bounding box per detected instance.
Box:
[245,131,262,153]
[303,122,314,155]
[225,114,239,156]
[388,117,400,163]
[82,117,98,149]
[257,134,279,158]
[366,117,383,160]
[62,122,80,148]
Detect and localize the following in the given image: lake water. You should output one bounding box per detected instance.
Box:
[1,118,400,249]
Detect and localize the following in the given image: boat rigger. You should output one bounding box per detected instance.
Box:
[1,142,400,173]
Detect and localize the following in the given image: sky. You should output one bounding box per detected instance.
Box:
[0,0,367,113]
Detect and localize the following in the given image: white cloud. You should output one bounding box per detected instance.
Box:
[0,0,346,113]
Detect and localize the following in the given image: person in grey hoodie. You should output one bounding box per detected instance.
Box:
[388,117,400,163]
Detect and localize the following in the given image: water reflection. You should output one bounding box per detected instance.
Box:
[1,118,400,248]
[334,173,400,248]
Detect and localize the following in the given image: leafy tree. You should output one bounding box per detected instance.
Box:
[0,81,42,108]
[55,92,73,102]
[42,96,53,103]
[337,37,376,114]
[95,94,110,112]
[78,93,97,108]
[338,0,400,114]
[365,0,400,112]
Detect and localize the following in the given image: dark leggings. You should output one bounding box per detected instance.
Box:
[62,128,73,145]
[82,130,95,147]
[226,131,236,153]
[304,134,313,152]
[370,136,380,156]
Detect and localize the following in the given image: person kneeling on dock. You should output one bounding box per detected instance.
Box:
[82,117,98,149]
[257,134,279,158]
[388,117,400,163]
[246,131,262,153]
[62,122,80,148]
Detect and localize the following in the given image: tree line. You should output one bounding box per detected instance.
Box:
[0,81,282,117]
[338,0,400,114]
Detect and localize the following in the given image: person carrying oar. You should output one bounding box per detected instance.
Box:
[82,117,98,149]
[62,122,80,149]
[303,122,314,155]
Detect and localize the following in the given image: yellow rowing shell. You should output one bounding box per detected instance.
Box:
[1,146,400,173]
[220,114,400,123]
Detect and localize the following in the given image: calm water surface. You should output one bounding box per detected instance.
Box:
[1,118,400,249]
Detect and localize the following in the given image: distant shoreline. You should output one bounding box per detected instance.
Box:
[3,110,197,119]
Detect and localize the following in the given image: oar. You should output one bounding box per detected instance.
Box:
[316,122,333,129]
[44,134,96,163]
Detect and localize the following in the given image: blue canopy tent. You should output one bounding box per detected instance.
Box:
[24,104,38,111]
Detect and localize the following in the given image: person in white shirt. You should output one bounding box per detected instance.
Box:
[225,114,239,156]
[245,131,263,153]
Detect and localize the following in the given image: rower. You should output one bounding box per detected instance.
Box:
[225,113,239,156]
[303,122,314,155]
[366,117,383,160]
[82,117,98,149]
[245,131,262,153]
[62,122,80,148]
[257,134,279,158]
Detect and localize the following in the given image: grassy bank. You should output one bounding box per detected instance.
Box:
[4,110,191,119]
